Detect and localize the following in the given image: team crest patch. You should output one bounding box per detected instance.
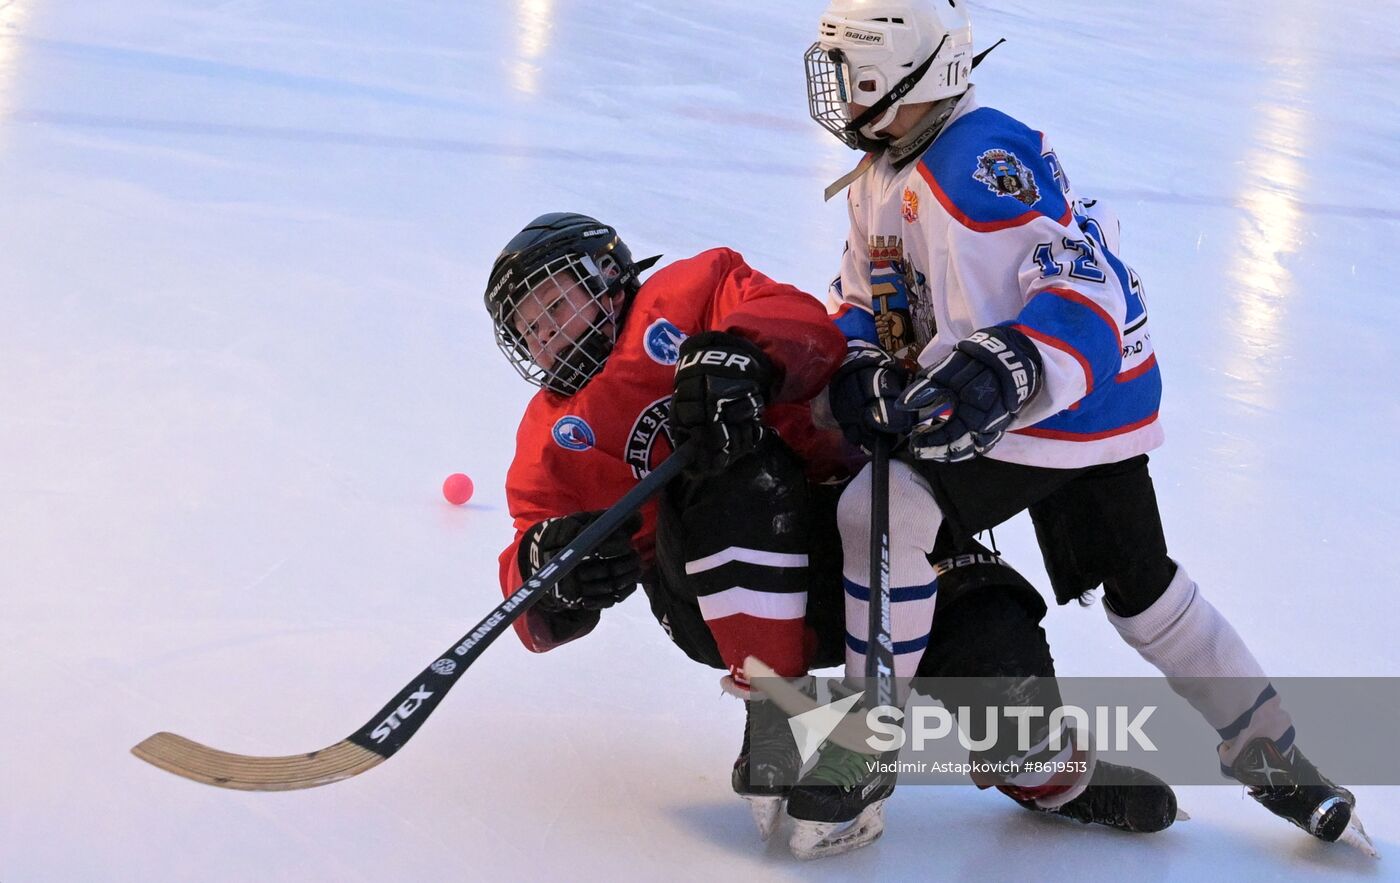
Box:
[901,188,920,223]
[866,235,927,360]
[644,318,686,366]
[626,396,673,478]
[973,149,1040,207]
[551,415,596,452]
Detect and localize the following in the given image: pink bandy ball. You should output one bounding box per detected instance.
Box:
[442,473,474,505]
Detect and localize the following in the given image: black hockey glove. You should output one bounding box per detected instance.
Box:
[827,340,914,453]
[519,510,643,613]
[670,331,774,475]
[898,325,1043,463]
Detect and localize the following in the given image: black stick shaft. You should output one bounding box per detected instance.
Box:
[347,444,694,756]
[866,436,895,709]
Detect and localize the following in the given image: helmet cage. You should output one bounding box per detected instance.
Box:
[492,251,624,396]
[805,43,865,151]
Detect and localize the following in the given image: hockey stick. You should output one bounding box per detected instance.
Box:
[131,443,694,791]
[865,434,896,710]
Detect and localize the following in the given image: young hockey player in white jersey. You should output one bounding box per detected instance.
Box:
[789,0,1371,859]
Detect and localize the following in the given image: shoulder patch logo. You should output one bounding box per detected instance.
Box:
[901,188,920,223]
[551,415,596,452]
[643,318,686,366]
[973,149,1040,207]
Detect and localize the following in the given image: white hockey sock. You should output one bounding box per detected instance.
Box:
[1105,562,1294,770]
[838,460,941,687]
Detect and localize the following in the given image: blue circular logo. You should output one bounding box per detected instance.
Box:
[644,318,686,366]
[552,415,596,452]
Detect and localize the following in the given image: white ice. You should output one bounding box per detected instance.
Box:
[1,0,1397,879]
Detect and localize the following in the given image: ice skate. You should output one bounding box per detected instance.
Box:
[1231,737,1377,857]
[785,742,896,859]
[1011,759,1181,833]
[731,695,802,841]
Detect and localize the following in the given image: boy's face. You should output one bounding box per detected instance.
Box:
[512,267,614,374]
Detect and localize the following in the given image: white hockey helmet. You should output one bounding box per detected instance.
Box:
[805,0,973,149]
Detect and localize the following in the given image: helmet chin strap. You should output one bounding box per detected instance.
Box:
[841,33,948,146]
[845,35,1009,146]
[858,105,902,142]
[822,37,1008,202]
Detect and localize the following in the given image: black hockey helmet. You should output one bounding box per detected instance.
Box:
[485,212,659,396]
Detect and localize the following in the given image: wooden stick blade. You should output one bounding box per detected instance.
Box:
[131,732,385,791]
[744,656,884,756]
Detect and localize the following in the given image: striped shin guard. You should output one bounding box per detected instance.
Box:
[838,459,943,682]
[688,545,810,685]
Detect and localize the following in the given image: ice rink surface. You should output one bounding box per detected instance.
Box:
[1,0,1397,879]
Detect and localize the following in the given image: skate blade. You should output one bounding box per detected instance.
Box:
[789,799,887,860]
[1176,807,1191,822]
[742,795,784,842]
[1338,811,1379,859]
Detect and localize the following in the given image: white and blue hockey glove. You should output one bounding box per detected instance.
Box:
[898,325,1043,462]
[827,340,914,453]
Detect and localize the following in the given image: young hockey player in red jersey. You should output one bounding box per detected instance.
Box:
[485,211,853,840]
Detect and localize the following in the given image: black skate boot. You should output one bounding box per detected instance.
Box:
[785,743,897,859]
[732,697,802,841]
[1011,759,1180,834]
[1231,737,1374,854]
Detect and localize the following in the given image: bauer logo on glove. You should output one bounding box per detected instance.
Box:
[897,325,1043,463]
[520,511,644,613]
[670,331,775,475]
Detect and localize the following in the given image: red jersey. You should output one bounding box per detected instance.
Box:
[497,247,849,652]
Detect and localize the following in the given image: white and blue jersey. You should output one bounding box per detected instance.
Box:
[830,87,1164,470]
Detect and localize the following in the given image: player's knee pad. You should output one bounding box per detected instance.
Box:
[916,533,1050,677]
[834,466,870,549]
[929,533,1045,619]
[836,458,942,560]
[1104,559,1195,653]
[654,436,813,654]
[675,434,807,522]
[671,439,810,584]
[918,582,1054,680]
